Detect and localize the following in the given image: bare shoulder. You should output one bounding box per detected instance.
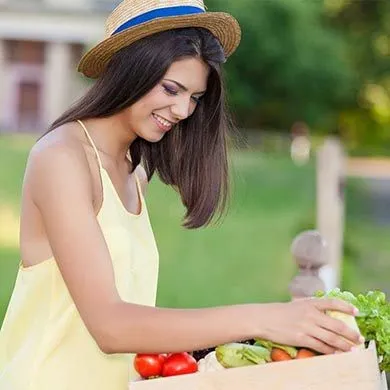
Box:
[26,123,92,203]
[28,125,87,175]
[30,123,85,159]
[134,164,149,196]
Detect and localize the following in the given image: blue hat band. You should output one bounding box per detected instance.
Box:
[112,6,205,35]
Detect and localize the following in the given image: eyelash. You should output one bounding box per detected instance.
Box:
[163,85,178,96]
[162,85,203,104]
[192,96,202,104]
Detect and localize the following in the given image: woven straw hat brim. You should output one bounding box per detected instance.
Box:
[78,12,241,79]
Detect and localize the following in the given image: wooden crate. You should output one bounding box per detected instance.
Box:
[130,341,388,390]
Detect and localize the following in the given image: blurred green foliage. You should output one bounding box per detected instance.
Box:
[207,0,390,154]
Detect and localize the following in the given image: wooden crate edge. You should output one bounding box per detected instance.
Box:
[130,342,383,390]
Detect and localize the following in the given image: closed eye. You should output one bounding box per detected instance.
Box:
[191,95,203,104]
[163,85,178,96]
[163,83,204,104]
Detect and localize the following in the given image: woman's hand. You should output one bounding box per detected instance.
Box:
[253,298,363,355]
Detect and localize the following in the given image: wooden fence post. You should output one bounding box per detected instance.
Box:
[316,137,345,291]
[289,137,346,299]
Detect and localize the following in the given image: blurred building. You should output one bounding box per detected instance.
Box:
[0,0,120,132]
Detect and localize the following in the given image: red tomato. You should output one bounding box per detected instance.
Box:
[161,352,198,377]
[134,354,166,379]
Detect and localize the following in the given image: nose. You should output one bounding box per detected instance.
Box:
[170,97,191,121]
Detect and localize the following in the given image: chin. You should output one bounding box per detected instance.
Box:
[141,133,166,143]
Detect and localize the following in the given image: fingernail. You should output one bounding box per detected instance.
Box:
[359,336,365,344]
[353,307,359,315]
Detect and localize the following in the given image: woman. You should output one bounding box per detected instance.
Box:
[0,0,363,389]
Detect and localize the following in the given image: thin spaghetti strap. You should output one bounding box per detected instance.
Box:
[77,120,103,171]
[126,150,144,202]
[133,171,142,197]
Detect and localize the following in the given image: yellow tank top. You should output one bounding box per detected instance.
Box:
[0,120,159,390]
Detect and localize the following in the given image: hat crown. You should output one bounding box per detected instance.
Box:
[105,0,206,38]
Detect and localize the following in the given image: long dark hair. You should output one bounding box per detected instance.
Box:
[47,27,234,229]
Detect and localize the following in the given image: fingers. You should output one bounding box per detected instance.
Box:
[311,326,356,352]
[317,313,364,346]
[313,298,358,316]
[298,298,363,353]
[298,335,335,355]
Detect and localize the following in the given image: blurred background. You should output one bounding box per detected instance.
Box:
[1,0,390,329]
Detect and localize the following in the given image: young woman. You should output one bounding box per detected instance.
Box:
[0,0,363,389]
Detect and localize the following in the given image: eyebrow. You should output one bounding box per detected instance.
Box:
[164,79,207,95]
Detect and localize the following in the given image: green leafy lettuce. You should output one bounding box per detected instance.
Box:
[315,288,390,372]
[215,343,271,368]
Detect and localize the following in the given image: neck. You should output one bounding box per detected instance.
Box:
[82,115,137,164]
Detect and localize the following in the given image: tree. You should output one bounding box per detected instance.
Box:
[323,0,390,154]
[208,0,356,132]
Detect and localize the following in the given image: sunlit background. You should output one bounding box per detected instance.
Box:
[1,0,389,339]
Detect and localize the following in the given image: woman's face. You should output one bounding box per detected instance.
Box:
[122,57,210,142]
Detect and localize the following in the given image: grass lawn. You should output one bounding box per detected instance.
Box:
[0,135,389,327]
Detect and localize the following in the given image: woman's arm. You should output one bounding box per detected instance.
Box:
[27,140,254,353]
[27,140,362,356]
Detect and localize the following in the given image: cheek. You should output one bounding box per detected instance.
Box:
[139,98,163,118]
[140,86,166,110]
[124,86,170,124]
[127,100,153,122]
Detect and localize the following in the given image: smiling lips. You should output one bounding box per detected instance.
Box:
[152,113,175,132]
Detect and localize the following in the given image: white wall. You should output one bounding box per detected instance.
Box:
[0,11,106,43]
[44,0,90,11]
[3,0,119,12]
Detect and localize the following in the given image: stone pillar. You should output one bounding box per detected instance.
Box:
[0,39,7,130]
[289,230,327,299]
[43,41,73,126]
[70,44,89,105]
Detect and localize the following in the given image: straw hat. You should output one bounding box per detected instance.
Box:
[78,0,241,78]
